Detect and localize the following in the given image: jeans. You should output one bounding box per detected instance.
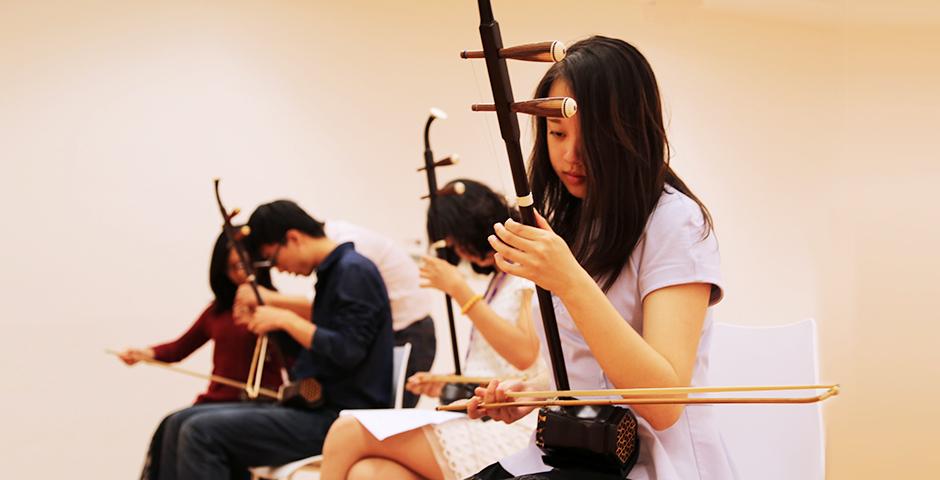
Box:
[150,402,338,480]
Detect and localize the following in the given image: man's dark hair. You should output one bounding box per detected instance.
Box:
[246,200,325,256]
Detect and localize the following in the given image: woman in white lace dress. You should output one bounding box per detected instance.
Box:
[319,179,547,480]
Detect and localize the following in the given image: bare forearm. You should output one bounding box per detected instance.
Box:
[557,273,686,428]
[472,310,539,370]
[267,292,313,321]
[456,286,539,371]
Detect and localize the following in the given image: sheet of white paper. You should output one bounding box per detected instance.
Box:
[339,409,464,441]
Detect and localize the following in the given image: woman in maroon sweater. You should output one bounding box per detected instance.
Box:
[117,230,284,402]
[116,230,286,479]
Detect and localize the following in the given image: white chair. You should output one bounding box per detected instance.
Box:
[250,343,413,480]
[391,342,413,409]
[708,319,826,480]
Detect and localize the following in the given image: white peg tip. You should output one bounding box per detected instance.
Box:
[450,154,460,165]
[431,239,448,250]
[453,182,466,195]
[562,98,577,118]
[430,107,448,120]
[551,41,567,62]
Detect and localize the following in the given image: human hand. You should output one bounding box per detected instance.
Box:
[116,347,155,366]
[234,283,273,321]
[465,379,536,424]
[418,255,466,297]
[405,372,446,397]
[237,305,288,335]
[488,213,586,296]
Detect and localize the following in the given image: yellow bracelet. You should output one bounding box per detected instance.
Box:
[460,294,484,315]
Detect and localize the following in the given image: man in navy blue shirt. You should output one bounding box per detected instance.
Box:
[159,200,393,480]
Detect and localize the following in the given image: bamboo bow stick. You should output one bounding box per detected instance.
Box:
[247,334,268,398]
[106,349,279,399]
[436,384,839,411]
[509,383,838,398]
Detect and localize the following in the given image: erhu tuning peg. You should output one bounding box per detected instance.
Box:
[421,181,466,200]
[233,225,251,241]
[461,40,566,63]
[440,181,465,196]
[417,154,460,172]
[435,154,460,167]
[472,97,577,119]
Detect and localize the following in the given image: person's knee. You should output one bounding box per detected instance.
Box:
[162,410,188,435]
[347,459,380,480]
[177,417,217,453]
[323,416,369,456]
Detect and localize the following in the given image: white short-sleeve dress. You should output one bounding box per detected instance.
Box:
[498,186,738,480]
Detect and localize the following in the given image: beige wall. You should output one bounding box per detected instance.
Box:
[821,22,940,477]
[1,1,936,477]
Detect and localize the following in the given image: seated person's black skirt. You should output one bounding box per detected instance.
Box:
[469,462,625,480]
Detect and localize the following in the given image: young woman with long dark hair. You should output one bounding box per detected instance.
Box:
[467,36,735,480]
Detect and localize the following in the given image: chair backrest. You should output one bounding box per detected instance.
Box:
[391,343,412,409]
[708,319,825,480]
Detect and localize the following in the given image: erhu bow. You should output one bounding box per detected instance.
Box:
[106,346,325,408]
[105,348,281,400]
[437,384,842,411]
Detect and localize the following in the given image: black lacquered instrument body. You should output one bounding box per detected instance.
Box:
[278,378,325,410]
[439,382,477,406]
[536,404,640,477]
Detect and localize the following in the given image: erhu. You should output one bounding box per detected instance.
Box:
[213,179,323,409]
[454,1,639,473]
[437,1,838,477]
[416,108,482,404]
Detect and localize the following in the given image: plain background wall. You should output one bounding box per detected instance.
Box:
[1,0,937,477]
